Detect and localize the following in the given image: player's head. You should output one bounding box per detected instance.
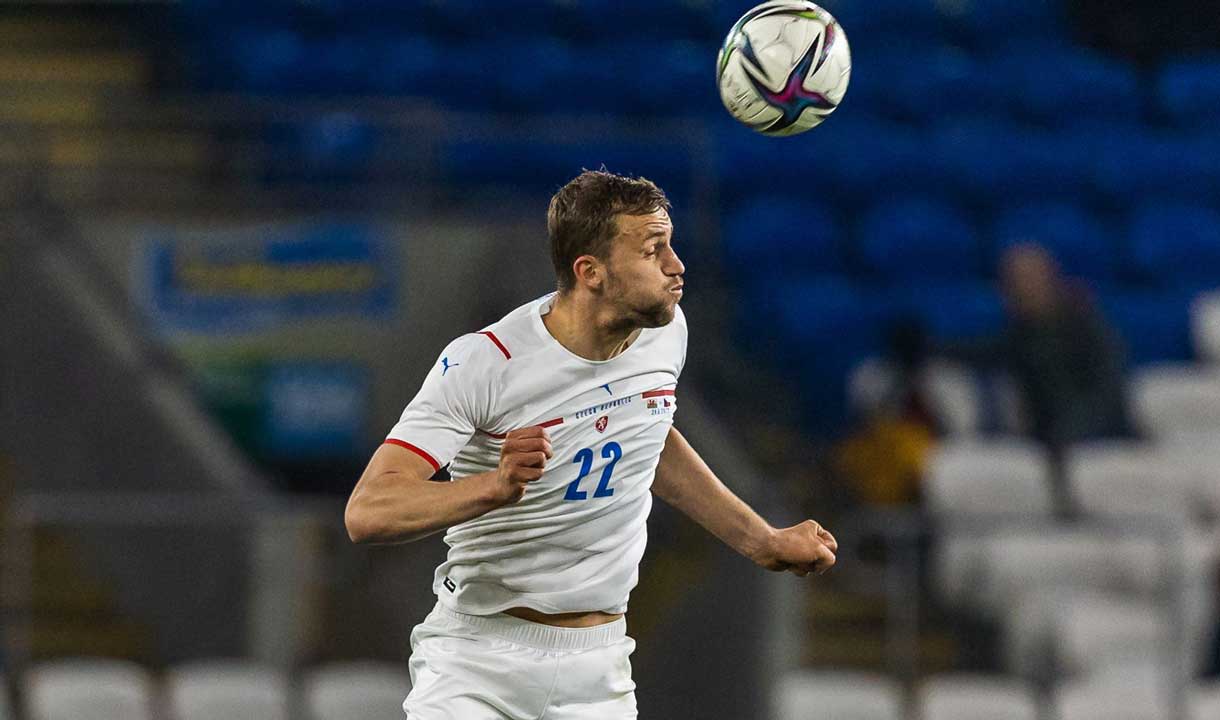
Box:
[547,169,684,327]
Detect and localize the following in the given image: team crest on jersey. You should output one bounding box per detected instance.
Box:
[595,415,609,433]
[646,399,658,409]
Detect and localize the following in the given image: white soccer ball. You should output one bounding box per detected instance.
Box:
[716,1,852,136]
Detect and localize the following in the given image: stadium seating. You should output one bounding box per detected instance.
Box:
[774,670,904,720]
[1053,667,1173,720]
[1157,55,1220,128]
[1100,292,1195,365]
[857,198,983,281]
[977,530,1127,617]
[1127,202,1220,291]
[925,439,1053,519]
[915,674,1038,720]
[1192,683,1220,720]
[1055,595,1173,676]
[722,197,845,277]
[1065,442,1195,522]
[988,47,1141,127]
[24,658,155,720]
[303,661,411,720]
[165,660,291,720]
[1192,292,1220,363]
[1131,365,1220,440]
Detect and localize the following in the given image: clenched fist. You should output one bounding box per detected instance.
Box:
[490,426,553,506]
[755,519,838,577]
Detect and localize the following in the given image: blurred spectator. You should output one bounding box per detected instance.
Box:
[924,244,1134,512]
[832,321,941,506]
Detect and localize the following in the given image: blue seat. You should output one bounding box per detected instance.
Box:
[857,197,984,281]
[817,0,943,35]
[371,35,441,96]
[744,277,889,433]
[988,47,1141,126]
[263,113,379,184]
[1126,203,1220,290]
[892,282,1005,340]
[992,202,1116,285]
[626,41,717,116]
[229,28,309,93]
[441,140,692,199]
[1100,292,1195,365]
[1157,55,1220,128]
[722,198,844,277]
[943,0,1067,47]
[1086,125,1220,203]
[932,118,1095,204]
[865,47,1006,122]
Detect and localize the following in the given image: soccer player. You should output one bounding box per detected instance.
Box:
[345,170,838,719]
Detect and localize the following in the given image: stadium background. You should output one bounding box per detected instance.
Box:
[0,0,1218,718]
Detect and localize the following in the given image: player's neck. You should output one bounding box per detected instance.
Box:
[544,292,640,361]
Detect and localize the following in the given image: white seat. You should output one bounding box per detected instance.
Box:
[1132,365,1220,440]
[775,670,904,720]
[926,439,1054,612]
[165,660,290,720]
[1191,682,1220,720]
[1054,673,1172,720]
[1056,596,1173,677]
[1066,442,1194,521]
[978,530,1119,617]
[24,658,155,720]
[303,661,411,720]
[926,439,1053,518]
[1191,292,1220,363]
[916,673,1038,720]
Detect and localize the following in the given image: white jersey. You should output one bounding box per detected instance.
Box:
[386,293,688,615]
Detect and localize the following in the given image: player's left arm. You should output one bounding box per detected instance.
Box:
[652,425,837,577]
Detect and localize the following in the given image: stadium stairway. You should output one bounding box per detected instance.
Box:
[0,6,215,212]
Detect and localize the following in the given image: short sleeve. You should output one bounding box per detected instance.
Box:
[385,335,496,472]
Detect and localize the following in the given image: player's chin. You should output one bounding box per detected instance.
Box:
[634,301,676,328]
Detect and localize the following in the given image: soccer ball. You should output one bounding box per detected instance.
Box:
[716,1,852,136]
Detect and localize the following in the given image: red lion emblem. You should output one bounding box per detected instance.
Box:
[595,416,609,433]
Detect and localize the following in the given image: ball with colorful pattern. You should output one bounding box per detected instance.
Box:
[717,1,852,137]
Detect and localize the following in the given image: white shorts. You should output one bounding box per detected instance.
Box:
[404,602,638,720]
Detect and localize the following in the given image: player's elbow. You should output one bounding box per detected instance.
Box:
[344,497,380,544]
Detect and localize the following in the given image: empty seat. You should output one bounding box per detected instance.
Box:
[1066,441,1195,521]
[304,661,411,720]
[1132,365,1220,440]
[1100,292,1195,365]
[1127,203,1220,291]
[1191,683,1220,720]
[1054,669,1172,720]
[925,439,1053,518]
[1158,56,1220,128]
[25,659,155,720]
[1056,596,1173,676]
[990,47,1140,126]
[858,197,983,281]
[978,530,1129,617]
[775,670,904,720]
[916,674,1038,720]
[1192,292,1220,363]
[165,660,290,720]
[722,197,845,277]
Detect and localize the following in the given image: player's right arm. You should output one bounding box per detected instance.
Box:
[345,426,552,545]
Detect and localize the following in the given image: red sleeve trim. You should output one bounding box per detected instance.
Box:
[478,331,511,359]
[383,439,441,472]
[642,389,677,398]
[538,417,564,428]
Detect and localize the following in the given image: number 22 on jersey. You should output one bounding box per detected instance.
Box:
[564,442,623,501]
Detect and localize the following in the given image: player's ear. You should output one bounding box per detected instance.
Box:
[572,255,604,290]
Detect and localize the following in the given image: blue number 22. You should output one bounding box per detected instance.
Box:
[564,442,623,501]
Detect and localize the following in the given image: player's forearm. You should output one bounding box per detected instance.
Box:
[651,426,776,564]
[346,469,501,545]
